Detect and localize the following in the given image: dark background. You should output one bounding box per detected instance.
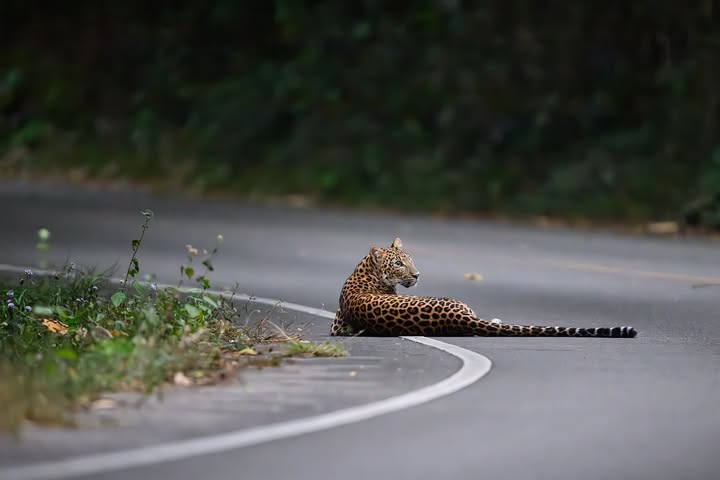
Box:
[1,1,719,225]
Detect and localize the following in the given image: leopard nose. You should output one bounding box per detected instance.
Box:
[412,271,420,279]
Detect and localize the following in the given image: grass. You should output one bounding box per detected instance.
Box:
[284,339,347,358]
[0,211,345,434]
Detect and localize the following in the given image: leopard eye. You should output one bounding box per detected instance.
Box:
[394,260,403,267]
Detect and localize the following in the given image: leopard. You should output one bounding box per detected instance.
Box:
[330,237,637,338]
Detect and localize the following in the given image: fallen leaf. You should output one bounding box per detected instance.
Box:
[532,216,553,227]
[93,325,113,339]
[90,398,117,410]
[286,194,312,208]
[238,347,258,356]
[463,272,484,281]
[40,318,68,335]
[646,221,679,235]
[173,371,192,387]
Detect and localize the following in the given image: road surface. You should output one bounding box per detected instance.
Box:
[1,180,719,480]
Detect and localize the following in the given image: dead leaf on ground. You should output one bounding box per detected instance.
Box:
[90,398,117,410]
[238,347,258,356]
[93,325,113,339]
[532,216,553,227]
[463,272,484,281]
[173,371,192,387]
[645,221,679,235]
[40,318,68,335]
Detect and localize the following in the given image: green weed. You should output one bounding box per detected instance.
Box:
[284,340,347,358]
[0,210,343,434]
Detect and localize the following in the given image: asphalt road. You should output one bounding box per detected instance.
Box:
[1,180,720,480]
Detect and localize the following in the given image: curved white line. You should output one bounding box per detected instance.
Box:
[0,264,493,480]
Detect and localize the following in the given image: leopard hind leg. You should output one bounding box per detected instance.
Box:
[330,309,357,336]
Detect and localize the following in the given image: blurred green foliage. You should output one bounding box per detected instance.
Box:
[1,1,719,223]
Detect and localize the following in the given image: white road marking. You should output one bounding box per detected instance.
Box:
[0,264,493,480]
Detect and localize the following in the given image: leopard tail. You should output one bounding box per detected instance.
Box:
[477,321,637,338]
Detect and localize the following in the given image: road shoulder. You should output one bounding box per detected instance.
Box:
[0,306,462,468]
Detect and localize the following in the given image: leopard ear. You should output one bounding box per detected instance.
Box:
[391,237,403,249]
[370,247,385,264]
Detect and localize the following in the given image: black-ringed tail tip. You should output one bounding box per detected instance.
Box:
[561,326,638,338]
[604,326,637,338]
[477,323,639,338]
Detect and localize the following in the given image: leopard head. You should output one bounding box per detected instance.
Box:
[369,237,420,288]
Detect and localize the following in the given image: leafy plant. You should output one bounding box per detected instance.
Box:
[121,209,154,294]
[0,210,343,433]
[179,234,224,291]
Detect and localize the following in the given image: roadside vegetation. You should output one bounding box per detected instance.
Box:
[0,210,346,434]
[284,339,348,357]
[2,3,720,229]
